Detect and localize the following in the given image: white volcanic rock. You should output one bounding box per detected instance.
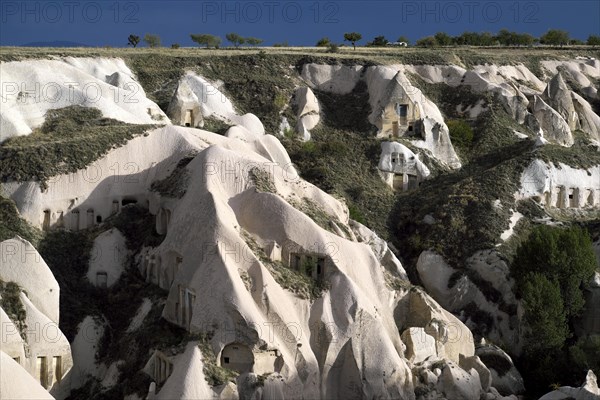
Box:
[167,71,264,135]
[53,316,106,399]
[437,360,483,400]
[459,354,491,392]
[378,141,431,189]
[294,86,320,140]
[401,327,437,363]
[3,116,426,397]
[0,57,168,142]
[543,73,579,131]
[2,125,292,231]
[301,64,364,94]
[152,142,413,398]
[416,251,458,308]
[0,307,26,361]
[539,370,600,400]
[541,59,600,99]
[2,126,193,230]
[0,351,54,399]
[278,116,291,136]
[476,343,525,396]
[20,292,73,393]
[530,95,574,146]
[572,91,600,142]
[500,210,523,242]
[152,342,214,400]
[87,228,128,288]
[0,55,534,398]
[349,219,408,279]
[484,64,546,91]
[467,250,516,307]
[301,63,461,168]
[0,238,72,397]
[406,64,532,124]
[417,250,522,354]
[592,271,600,286]
[126,298,153,333]
[517,159,600,209]
[0,236,60,323]
[365,66,461,168]
[396,288,475,364]
[406,60,600,144]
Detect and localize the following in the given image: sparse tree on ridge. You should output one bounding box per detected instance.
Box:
[343,32,362,50]
[434,32,453,46]
[245,37,263,46]
[127,34,140,48]
[368,35,389,47]
[316,37,331,47]
[416,36,437,47]
[540,29,570,46]
[226,33,245,48]
[143,33,161,48]
[587,35,600,46]
[516,33,536,46]
[496,29,535,46]
[190,34,221,48]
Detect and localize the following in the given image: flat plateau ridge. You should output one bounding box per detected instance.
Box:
[0,48,599,400]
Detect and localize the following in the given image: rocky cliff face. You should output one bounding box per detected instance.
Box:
[1,50,599,399]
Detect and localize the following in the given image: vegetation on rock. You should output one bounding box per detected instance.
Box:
[0,106,154,189]
[512,225,597,395]
[0,195,42,245]
[0,280,27,339]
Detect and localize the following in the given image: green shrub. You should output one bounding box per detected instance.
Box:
[447,119,474,149]
[569,335,600,375]
[0,280,27,338]
[327,43,339,53]
[249,167,276,193]
[416,36,437,47]
[348,204,365,224]
[0,195,42,245]
[274,92,288,111]
[512,225,597,395]
[520,272,569,350]
[202,116,232,135]
[512,225,596,320]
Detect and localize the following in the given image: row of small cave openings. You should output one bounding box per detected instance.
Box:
[42,198,140,231]
[35,355,63,390]
[11,354,63,390]
[543,187,600,209]
[288,252,327,281]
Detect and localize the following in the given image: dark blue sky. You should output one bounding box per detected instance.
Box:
[1,0,598,46]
